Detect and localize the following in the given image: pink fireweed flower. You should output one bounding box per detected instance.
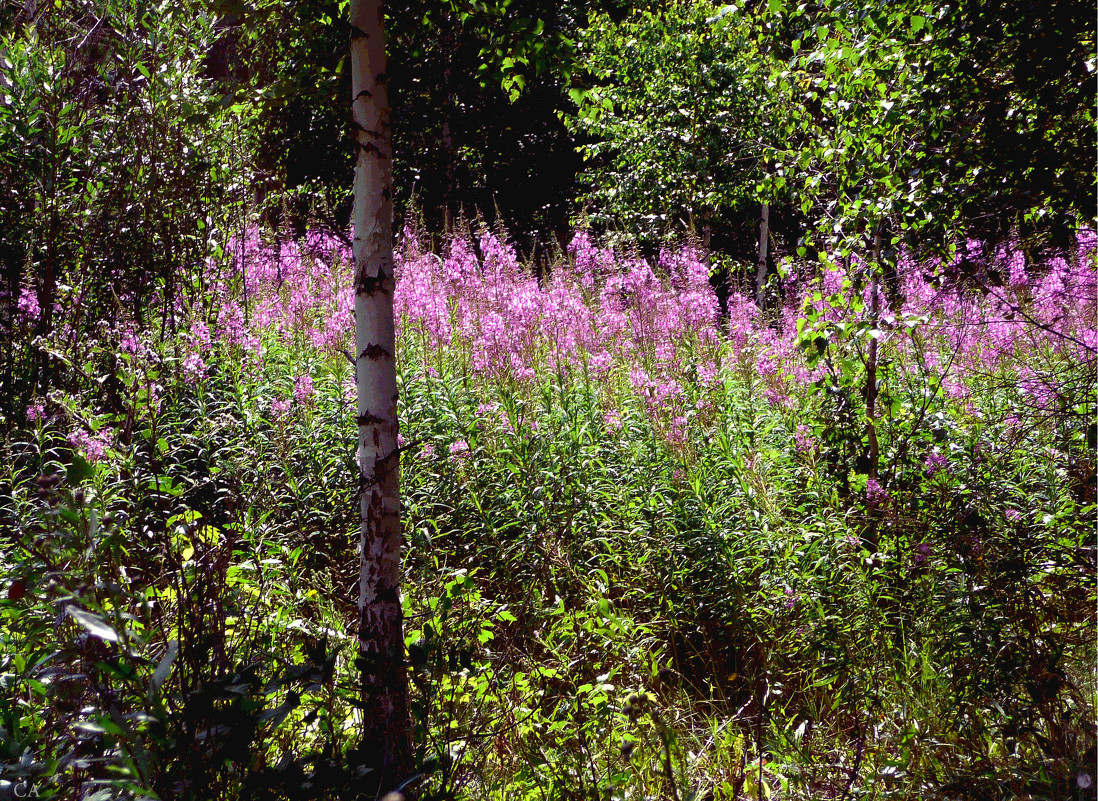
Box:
[603,410,623,431]
[629,368,652,393]
[1080,328,1097,355]
[68,428,111,463]
[1008,262,1029,289]
[182,353,207,382]
[924,451,950,476]
[784,587,799,610]
[821,266,848,297]
[912,542,931,566]
[271,398,292,415]
[588,351,614,376]
[217,302,247,346]
[696,362,719,387]
[1018,371,1058,410]
[120,329,142,356]
[653,380,685,409]
[26,399,46,422]
[794,425,815,454]
[568,230,613,290]
[243,333,263,361]
[145,382,163,416]
[865,478,889,507]
[16,284,40,324]
[943,380,969,402]
[294,374,315,403]
[449,440,469,457]
[764,386,791,407]
[190,321,212,351]
[666,418,688,447]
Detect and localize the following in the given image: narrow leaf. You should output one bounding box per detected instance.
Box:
[152,640,178,693]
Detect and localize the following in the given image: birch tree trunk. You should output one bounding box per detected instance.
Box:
[349,0,412,795]
[755,201,770,310]
[861,229,883,553]
[866,227,881,482]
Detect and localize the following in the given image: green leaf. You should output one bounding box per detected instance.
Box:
[68,606,121,644]
[151,640,178,694]
[67,454,96,486]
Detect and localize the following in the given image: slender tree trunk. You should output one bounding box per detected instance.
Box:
[349,0,412,796]
[866,228,881,480]
[36,197,57,393]
[755,201,770,310]
[441,17,454,228]
[863,228,883,554]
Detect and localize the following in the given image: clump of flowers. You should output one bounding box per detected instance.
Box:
[190,321,212,351]
[865,478,889,508]
[294,374,315,403]
[182,353,208,382]
[784,587,799,610]
[120,329,143,356]
[68,428,112,463]
[924,451,950,477]
[794,425,815,455]
[912,542,932,566]
[16,284,40,324]
[26,399,46,422]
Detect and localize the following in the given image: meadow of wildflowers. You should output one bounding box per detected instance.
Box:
[2,224,1095,799]
[185,223,1096,472]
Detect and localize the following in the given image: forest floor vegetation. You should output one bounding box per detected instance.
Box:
[2,225,1095,801]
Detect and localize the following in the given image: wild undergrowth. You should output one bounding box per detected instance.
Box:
[1,225,1095,800]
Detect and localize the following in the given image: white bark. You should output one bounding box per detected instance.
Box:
[349,0,411,794]
[755,201,770,310]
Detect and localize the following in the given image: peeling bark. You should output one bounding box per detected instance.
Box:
[349,0,412,796]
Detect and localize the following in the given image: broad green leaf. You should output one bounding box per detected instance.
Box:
[68,606,121,644]
[68,454,96,486]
